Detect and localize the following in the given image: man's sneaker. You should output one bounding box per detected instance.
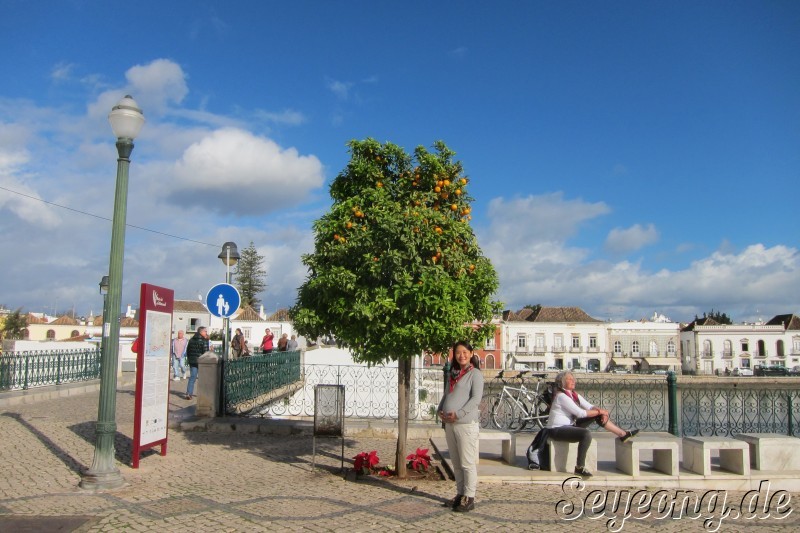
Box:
[442,495,463,508]
[621,429,640,443]
[172,377,180,381]
[574,466,593,477]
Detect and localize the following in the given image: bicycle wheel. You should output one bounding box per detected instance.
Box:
[492,397,523,431]
[529,396,550,429]
[479,394,497,429]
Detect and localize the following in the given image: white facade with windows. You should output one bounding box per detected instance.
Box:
[502,307,608,371]
[680,315,800,375]
[607,320,681,372]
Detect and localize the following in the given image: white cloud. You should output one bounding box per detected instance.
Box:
[255,108,307,126]
[482,195,800,321]
[327,79,352,100]
[50,62,75,82]
[605,223,659,253]
[169,128,324,215]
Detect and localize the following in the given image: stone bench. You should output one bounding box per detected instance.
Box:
[615,432,681,476]
[548,438,598,474]
[734,433,800,470]
[478,430,516,464]
[682,436,750,476]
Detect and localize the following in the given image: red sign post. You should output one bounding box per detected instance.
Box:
[132,283,174,468]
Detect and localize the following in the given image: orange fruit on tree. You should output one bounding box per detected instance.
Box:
[376,181,383,188]
[450,204,458,211]
[455,189,461,195]
[435,227,443,234]
[460,178,468,185]
[345,221,353,229]
[333,234,340,241]
[443,179,450,186]
[437,180,443,187]
[434,186,441,193]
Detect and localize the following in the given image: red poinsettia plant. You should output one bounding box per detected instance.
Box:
[406,447,432,472]
[353,450,380,475]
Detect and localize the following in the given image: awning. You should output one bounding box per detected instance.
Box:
[644,357,681,366]
[513,355,547,363]
[610,358,637,366]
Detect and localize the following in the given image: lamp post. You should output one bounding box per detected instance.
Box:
[217,242,240,360]
[80,96,144,491]
[217,241,239,415]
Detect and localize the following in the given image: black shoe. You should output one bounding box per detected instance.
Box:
[453,497,475,512]
[528,461,540,470]
[443,495,463,508]
[574,466,593,477]
[621,429,640,443]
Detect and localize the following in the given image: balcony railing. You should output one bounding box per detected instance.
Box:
[533,347,546,354]
[515,346,530,353]
[701,351,713,358]
[722,350,733,358]
[755,351,768,358]
[552,346,565,353]
[569,346,582,353]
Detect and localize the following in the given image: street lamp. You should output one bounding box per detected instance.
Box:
[80,96,144,491]
[217,241,240,361]
[217,242,239,416]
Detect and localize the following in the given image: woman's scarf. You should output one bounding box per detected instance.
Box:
[449,364,473,393]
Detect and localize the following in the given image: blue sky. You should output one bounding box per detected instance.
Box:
[1,1,798,323]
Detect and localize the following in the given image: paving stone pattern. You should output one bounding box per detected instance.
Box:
[1,380,799,532]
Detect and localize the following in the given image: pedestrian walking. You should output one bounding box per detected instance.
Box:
[185,326,209,400]
[260,328,274,354]
[437,340,483,513]
[171,330,188,380]
[232,328,247,358]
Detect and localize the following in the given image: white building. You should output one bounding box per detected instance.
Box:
[502,307,607,371]
[680,314,800,375]
[607,317,681,372]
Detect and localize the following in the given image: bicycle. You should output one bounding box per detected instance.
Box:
[485,370,551,431]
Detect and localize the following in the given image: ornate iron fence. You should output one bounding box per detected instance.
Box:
[252,364,444,421]
[481,374,669,433]
[223,351,302,414]
[0,348,102,391]
[680,383,800,436]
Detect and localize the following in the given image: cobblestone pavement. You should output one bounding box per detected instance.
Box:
[1,380,799,532]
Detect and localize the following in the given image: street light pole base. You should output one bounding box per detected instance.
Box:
[79,468,126,491]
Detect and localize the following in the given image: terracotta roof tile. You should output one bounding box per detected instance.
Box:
[174,300,209,313]
[267,308,291,321]
[26,313,48,324]
[120,317,139,327]
[50,315,80,326]
[234,305,264,321]
[766,314,800,330]
[504,306,601,323]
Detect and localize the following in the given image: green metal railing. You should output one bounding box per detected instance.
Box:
[223,350,301,414]
[0,348,102,391]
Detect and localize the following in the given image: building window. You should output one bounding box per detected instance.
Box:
[703,340,713,357]
[649,340,658,356]
[23,328,30,339]
[517,334,526,349]
[485,336,496,349]
[485,353,496,369]
[741,358,751,369]
[614,341,622,354]
[535,334,545,349]
[71,330,80,338]
[589,336,597,349]
[632,341,640,355]
[554,335,564,349]
[46,329,56,339]
[667,340,676,355]
[741,340,749,352]
[571,335,580,349]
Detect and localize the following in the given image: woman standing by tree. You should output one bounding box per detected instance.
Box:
[437,341,483,512]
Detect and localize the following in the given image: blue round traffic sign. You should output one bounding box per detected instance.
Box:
[206,283,241,318]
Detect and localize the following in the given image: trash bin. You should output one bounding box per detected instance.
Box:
[312,384,345,471]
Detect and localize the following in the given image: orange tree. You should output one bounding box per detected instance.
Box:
[291,138,500,477]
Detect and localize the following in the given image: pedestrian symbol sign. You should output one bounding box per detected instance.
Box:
[206,283,241,318]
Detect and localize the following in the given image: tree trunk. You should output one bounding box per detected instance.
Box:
[395,357,412,478]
